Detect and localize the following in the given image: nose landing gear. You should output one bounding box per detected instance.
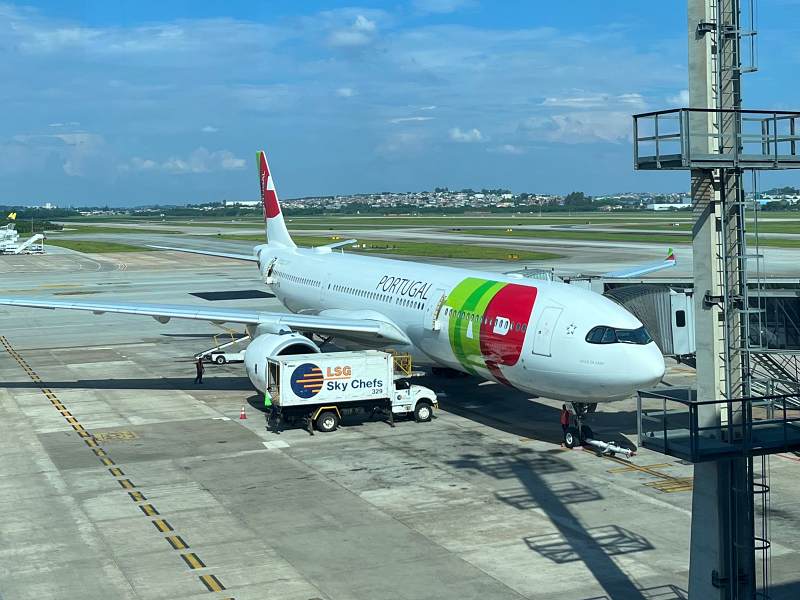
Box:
[564,402,633,457]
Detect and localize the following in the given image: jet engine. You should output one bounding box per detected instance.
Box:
[244,332,319,393]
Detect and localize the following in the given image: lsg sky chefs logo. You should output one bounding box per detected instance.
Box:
[290,363,325,398]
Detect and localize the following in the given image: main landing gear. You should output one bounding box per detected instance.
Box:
[563,402,634,458]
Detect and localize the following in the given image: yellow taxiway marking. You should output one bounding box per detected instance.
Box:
[604,454,693,493]
[1,336,232,597]
[153,519,173,533]
[199,574,226,592]
[181,553,206,570]
[166,535,188,550]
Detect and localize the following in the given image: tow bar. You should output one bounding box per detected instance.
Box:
[584,438,635,458]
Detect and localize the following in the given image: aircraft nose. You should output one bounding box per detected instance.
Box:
[636,344,666,388]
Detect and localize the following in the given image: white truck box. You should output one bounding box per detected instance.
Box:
[269,350,394,407]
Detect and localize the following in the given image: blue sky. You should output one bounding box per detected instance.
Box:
[1,0,799,206]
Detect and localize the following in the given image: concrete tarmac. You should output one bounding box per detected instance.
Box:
[1,251,799,599]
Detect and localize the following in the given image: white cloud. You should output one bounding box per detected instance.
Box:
[376,131,427,156]
[11,131,106,176]
[328,15,377,48]
[419,105,437,111]
[488,144,525,155]
[390,116,435,123]
[336,87,356,98]
[121,148,245,175]
[201,125,219,133]
[413,0,476,14]
[542,93,645,110]
[667,89,690,105]
[449,127,483,143]
[520,111,632,144]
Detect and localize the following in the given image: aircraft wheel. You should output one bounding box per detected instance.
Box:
[215,355,226,364]
[564,426,580,449]
[315,411,339,433]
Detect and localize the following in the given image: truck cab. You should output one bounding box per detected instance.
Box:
[392,380,438,422]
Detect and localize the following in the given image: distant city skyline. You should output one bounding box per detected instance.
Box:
[2,1,800,206]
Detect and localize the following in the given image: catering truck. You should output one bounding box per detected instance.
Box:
[266,350,437,433]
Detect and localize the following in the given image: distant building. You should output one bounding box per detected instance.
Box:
[224,200,260,207]
[646,203,689,211]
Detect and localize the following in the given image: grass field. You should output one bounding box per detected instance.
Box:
[212,233,561,261]
[450,227,800,248]
[46,240,155,253]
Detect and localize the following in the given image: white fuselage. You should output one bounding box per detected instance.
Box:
[254,243,665,403]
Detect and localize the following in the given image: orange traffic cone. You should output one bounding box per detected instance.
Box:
[239,405,247,420]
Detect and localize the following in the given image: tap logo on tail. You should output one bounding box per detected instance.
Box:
[257,151,281,219]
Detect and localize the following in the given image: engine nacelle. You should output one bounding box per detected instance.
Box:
[244,333,319,393]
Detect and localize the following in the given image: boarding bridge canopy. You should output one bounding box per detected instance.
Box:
[634,108,800,170]
[637,388,800,463]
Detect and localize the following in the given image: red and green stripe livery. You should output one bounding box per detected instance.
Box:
[446,277,538,385]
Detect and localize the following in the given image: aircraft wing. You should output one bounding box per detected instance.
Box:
[147,245,259,262]
[0,298,410,344]
[602,248,677,279]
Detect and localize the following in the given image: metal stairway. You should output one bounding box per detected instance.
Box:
[13,234,44,254]
[194,328,250,360]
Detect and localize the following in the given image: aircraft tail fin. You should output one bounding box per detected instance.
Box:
[257,150,295,248]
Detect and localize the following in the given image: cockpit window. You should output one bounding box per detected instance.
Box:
[615,327,653,345]
[585,325,653,345]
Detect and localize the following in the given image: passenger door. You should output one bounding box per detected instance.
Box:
[423,288,447,331]
[532,306,563,357]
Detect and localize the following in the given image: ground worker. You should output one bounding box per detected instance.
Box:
[559,404,571,445]
[194,357,204,384]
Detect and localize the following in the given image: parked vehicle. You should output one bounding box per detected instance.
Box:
[266,350,437,433]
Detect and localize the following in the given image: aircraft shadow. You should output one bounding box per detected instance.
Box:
[447,448,662,599]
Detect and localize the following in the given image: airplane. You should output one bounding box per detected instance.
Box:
[0,151,673,443]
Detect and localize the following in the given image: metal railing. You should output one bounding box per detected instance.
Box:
[637,388,800,462]
[633,108,800,170]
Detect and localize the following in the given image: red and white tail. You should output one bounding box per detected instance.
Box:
[257,150,295,247]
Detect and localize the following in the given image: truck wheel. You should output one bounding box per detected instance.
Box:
[564,426,580,448]
[215,355,226,365]
[414,401,433,423]
[315,411,339,433]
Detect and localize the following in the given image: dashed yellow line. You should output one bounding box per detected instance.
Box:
[199,574,226,592]
[1,335,233,597]
[166,535,189,550]
[153,519,174,533]
[140,504,159,517]
[181,553,207,570]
